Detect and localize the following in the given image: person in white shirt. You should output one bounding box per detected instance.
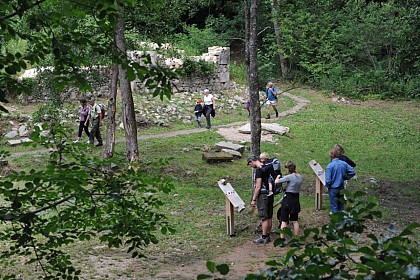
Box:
[202,89,216,129]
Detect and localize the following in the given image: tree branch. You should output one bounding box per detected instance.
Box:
[0,0,48,22]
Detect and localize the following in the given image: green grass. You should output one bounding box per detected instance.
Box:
[1,87,419,278]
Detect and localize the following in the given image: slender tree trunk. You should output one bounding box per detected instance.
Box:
[115,9,139,162]
[271,0,289,79]
[248,0,261,157]
[103,62,118,158]
[244,0,250,77]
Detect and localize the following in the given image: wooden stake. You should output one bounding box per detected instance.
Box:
[226,197,235,236]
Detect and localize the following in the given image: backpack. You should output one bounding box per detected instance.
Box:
[265,157,283,195]
[97,104,106,120]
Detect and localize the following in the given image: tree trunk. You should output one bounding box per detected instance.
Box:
[115,10,139,162]
[271,0,289,79]
[248,0,261,157]
[103,63,118,158]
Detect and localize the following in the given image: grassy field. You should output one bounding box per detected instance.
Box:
[1,87,419,278]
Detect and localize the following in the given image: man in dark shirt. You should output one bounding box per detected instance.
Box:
[248,154,277,244]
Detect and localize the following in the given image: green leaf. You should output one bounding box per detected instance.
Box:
[196,275,212,280]
[206,261,215,273]
[216,263,229,275]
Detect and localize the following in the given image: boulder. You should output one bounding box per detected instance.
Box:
[215,141,245,154]
[4,130,18,139]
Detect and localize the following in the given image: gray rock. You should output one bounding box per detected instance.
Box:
[238,123,289,135]
[7,139,22,146]
[4,130,18,139]
[215,141,245,154]
[221,148,242,158]
[18,125,30,137]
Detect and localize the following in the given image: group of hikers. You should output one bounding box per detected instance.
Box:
[248,145,356,245]
[73,97,103,147]
[194,81,280,129]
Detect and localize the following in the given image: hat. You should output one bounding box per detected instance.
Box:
[247,154,259,165]
[197,99,202,103]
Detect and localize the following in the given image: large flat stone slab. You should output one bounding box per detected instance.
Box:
[238,123,289,135]
[215,141,245,154]
[202,152,234,163]
[221,148,242,158]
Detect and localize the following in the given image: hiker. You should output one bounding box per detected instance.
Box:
[248,154,277,244]
[333,144,356,200]
[334,144,356,168]
[86,97,103,147]
[202,89,216,129]
[325,148,356,214]
[194,99,203,128]
[265,82,280,119]
[73,98,90,143]
[245,97,250,117]
[275,161,302,239]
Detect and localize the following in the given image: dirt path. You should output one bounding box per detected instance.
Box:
[9,92,309,158]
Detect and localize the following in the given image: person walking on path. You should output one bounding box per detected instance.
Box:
[275,161,302,240]
[248,154,276,244]
[202,89,216,129]
[73,98,90,143]
[194,99,203,128]
[86,98,103,147]
[265,82,280,119]
[325,148,356,214]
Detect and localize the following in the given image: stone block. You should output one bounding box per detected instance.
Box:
[215,141,245,154]
[202,152,234,163]
[221,149,242,158]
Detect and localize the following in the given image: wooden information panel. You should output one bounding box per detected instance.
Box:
[218,179,245,236]
[309,160,326,210]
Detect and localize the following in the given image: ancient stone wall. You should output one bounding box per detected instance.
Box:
[19,46,232,100]
[130,46,231,94]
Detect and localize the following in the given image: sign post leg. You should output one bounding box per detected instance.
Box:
[315,177,323,210]
[226,197,235,236]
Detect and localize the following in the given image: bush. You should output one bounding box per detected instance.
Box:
[199,191,420,279]
[182,58,215,78]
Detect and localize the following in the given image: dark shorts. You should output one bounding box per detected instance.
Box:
[280,192,300,222]
[257,193,274,220]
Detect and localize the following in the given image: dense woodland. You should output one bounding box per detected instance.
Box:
[1,0,419,103]
[0,1,419,279]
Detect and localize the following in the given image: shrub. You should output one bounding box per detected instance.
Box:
[199,191,420,279]
[182,58,216,78]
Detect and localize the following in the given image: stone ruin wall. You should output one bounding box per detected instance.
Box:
[18,46,232,101]
[129,46,231,95]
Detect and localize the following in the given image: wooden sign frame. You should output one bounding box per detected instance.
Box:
[217,179,245,236]
[309,160,326,211]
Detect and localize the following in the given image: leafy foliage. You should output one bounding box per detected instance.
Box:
[274,0,420,99]
[182,58,216,78]
[201,191,419,279]
[0,125,175,279]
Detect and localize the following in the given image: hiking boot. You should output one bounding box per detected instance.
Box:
[206,126,211,129]
[253,236,271,244]
[265,114,270,119]
[95,143,103,147]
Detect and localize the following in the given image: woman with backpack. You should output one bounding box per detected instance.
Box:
[275,161,302,240]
